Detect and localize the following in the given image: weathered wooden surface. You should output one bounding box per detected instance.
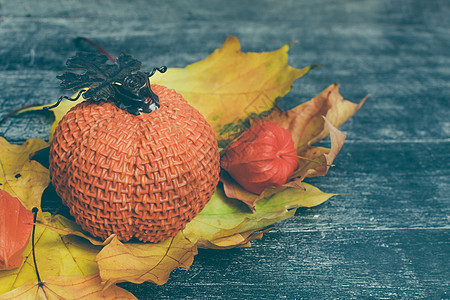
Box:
[1,0,449,298]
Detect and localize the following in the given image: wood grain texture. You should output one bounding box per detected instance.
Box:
[1,0,449,298]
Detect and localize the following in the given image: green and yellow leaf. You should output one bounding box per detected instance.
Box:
[184,183,335,246]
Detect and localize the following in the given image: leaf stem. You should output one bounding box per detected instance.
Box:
[31,207,43,287]
[75,37,116,63]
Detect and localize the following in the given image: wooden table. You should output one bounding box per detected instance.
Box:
[1,0,448,298]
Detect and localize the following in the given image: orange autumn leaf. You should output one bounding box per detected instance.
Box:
[0,190,33,270]
[266,84,366,180]
[0,274,136,299]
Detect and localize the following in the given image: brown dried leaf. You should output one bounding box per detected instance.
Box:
[287,117,347,184]
[265,83,367,152]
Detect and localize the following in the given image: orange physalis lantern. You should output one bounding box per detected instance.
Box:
[221,121,298,194]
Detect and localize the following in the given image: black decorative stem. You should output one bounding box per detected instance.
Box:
[74,37,116,63]
[111,69,166,115]
[31,207,44,287]
[46,44,167,115]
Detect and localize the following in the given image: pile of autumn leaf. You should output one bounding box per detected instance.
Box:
[0,36,365,299]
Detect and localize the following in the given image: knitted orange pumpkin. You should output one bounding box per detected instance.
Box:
[48,51,220,243]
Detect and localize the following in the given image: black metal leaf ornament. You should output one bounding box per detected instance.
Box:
[46,50,167,115]
[57,52,142,101]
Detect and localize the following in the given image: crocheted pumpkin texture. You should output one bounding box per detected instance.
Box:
[49,84,220,243]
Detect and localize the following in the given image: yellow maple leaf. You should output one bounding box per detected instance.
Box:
[0,274,136,299]
[0,137,49,213]
[0,213,100,295]
[152,35,315,140]
[96,232,197,288]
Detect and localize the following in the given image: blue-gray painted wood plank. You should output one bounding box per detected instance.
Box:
[0,0,449,298]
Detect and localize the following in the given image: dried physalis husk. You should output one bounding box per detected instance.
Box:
[221,121,299,194]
